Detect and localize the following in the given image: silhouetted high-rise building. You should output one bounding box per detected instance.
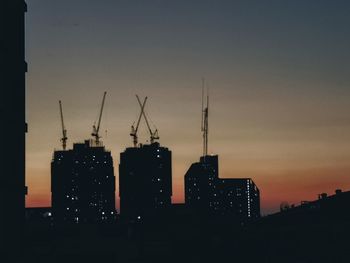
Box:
[185,155,219,211]
[51,140,116,224]
[1,0,27,257]
[119,142,172,220]
[185,85,260,221]
[185,155,260,222]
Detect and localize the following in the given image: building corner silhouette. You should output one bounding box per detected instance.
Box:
[1,0,27,260]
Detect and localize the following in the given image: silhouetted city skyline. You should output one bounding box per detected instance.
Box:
[24,1,350,215]
[3,1,350,262]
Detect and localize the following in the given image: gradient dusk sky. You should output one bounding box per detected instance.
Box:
[25,0,350,214]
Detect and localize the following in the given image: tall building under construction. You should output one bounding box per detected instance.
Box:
[119,142,172,220]
[119,95,172,220]
[51,93,116,224]
[51,140,116,224]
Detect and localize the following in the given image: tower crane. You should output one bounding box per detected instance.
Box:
[130,95,147,147]
[201,79,209,157]
[91,91,107,146]
[136,95,159,144]
[59,100,68,150]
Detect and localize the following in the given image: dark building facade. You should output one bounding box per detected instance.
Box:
[269,189,350,222]
[119,142,172,220]
[1,0,27,256]
[184,155,219,211]
[185,155,260,222]
[51,140,116,224]
[216,178,260,220]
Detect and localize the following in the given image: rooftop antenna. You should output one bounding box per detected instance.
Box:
[91,91,107,146]
[59,100,68,150]
[130,95,147,147]
[201,79,209,157]
[136,95,159,144]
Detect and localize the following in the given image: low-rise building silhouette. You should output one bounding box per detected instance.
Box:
[119,142,172,220]
[51,140,116,224]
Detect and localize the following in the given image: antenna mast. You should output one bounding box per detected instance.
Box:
[59,100,68,150]
[91,91,107,145]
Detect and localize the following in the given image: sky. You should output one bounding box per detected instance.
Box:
[25,0,350,215]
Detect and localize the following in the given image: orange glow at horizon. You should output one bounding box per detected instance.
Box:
[25,158,350,215]
[25,0,350,216]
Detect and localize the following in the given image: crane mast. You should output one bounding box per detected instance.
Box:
[59,100,68,150]
[91,91,107,146]
[130,95,147,147]
[201,80,209,157]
